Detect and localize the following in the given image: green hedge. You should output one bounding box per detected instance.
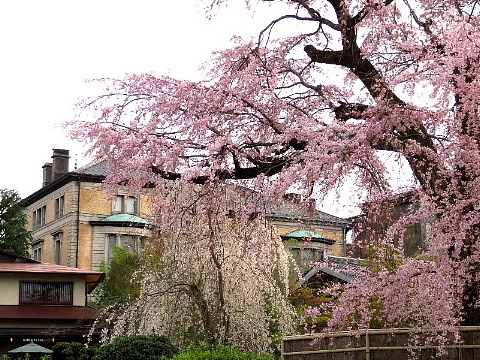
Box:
[171,344,275,360]
[93,335,179,360]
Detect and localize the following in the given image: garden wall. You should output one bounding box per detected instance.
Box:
[282,326,480,360]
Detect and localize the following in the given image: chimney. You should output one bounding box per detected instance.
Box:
[52,149,70,181]
[42,163,53,187]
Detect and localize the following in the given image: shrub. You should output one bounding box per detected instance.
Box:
[92,335,178,360]
[52,342,97,360]
[171,344,275,360]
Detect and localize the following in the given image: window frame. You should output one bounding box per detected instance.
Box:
[32,205,47,230]
[113,195,138,214]
[55,195,65,219]
[53,232,62,265]
[19,281,74,305]
[32,240,44,262]
[106,233,146,263]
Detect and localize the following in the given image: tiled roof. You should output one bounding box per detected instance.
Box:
[0,262,102,276]
[268,200,351,226]
[0,262,104,293]
[0,249,38,263]
[73,159,109,177]
[298,256,367,285]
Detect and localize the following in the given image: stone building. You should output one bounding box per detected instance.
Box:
[23,149,351,274]
[350,192,430,258]
[23,149,152,271]
[269,198,352,273]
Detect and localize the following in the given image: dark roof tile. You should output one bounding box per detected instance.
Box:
[73,159,110,177]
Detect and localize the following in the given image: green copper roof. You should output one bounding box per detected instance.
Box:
[100,213,150,225]
[283,230,326,239]
[281,230,335,245]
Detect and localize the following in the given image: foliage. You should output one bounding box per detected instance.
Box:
[91,246,141,307]
[52,342,96,360]
[171,344,274,360]
[289,285,335,333]
[101,184,297,353]
[289,286,332,310]
[0,188,32,257]
[72,0,480,339]
[92,335,178,360]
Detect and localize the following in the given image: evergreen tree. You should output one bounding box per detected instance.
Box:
[0,189,31,257]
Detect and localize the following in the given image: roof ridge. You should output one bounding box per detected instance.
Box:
[73,157,107,173]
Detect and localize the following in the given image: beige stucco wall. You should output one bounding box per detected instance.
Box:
[26,212,32,233]
[0,273,86,306]
[0,275,19,305]
[79,187,154,218]
[30,227,70,265]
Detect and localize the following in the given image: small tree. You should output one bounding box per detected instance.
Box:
[91,246,141,308]
[0,189,31,257]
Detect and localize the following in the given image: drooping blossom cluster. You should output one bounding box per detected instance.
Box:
[71,0,480,338]
[101,183,297,353]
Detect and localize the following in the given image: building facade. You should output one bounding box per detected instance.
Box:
[23,149,153,271]
[269,198,352,272]
[350,192,430,258]
[24,149,351,274]
[0,249,103,355]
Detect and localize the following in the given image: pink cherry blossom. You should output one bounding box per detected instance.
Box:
[71,0,480,344]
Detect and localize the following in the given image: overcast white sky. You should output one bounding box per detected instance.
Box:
[0,1,263,192]
[0,0,360,217]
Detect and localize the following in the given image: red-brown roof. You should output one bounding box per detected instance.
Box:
[0,261,101,275]
[0,305,99,320]
[0,262,104,293]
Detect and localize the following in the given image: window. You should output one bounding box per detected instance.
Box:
[54,233,62,264]
[125,196,137,214]
[120,234,136,253]
[107,234,145,263]
[55,195,65,218]
[113,195,138,214]
[20,281,73,305]
[300,248,324,262]
[113,195,123,213]
[32,241,43,262]
[107,234,117,263]
[32,206,46,229]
